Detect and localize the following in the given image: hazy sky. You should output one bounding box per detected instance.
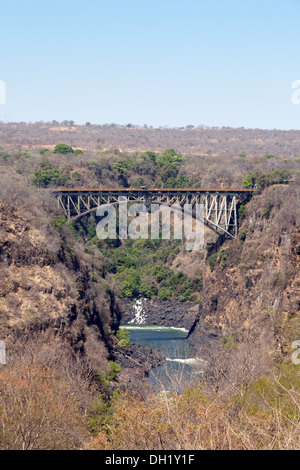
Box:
[1,0,300,129]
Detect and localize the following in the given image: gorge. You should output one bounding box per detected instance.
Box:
[1,123,300,449]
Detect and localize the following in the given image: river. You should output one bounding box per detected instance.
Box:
[121,323,206,391]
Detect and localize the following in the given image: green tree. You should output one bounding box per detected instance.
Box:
[120,270,141,298]
[33,166,69,187]
[33,160,69,187]
[113,159,134,176]
[158,287,171,301]
[140,151,156,162]
[161,163,179,183]
[243,173,253,188]
[165,174,190,188]
[53,143,74,154]
[156,149,185,166]
[113,158,134,187]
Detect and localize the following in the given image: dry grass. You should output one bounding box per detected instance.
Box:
[88,364,300,450]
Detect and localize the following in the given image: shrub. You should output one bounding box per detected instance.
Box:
[0,363,84,450]
[87,364,300,450]
[265,153,275,159]
[208,253,218,272]
[53,144,74,154]
[178,289,195,302]
[116,329,131,348]
[239,231,246,242]
[158,287,171,301]
[221,332,239,349]
[244,169,292,191]
[106,361,122,380]
[191,271,203,291]
[51,216,67,229]
[238,204,247,219]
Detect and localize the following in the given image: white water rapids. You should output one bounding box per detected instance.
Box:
[123,299,206,389]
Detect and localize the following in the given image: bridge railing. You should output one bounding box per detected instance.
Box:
[52,187,255,194]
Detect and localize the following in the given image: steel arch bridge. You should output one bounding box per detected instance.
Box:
[52,188,255,239]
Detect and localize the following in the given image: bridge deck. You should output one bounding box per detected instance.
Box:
[53,188,255,194]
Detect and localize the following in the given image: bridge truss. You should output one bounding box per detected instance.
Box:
[53,188,254,239]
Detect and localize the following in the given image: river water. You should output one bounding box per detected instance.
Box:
[121,323,205,391]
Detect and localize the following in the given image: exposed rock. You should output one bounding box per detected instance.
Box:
[0,201,118,368]
[113,342,166,371]
[119,298,199,331]
[188,185,300,366]
[113,342,166,391]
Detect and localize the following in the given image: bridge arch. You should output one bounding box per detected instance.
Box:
[53,188,254,239]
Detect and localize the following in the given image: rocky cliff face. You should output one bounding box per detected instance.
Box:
[0,194,169,385]
[0,198,120,372]
[188,184,300,366]
[119,298,199,330]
